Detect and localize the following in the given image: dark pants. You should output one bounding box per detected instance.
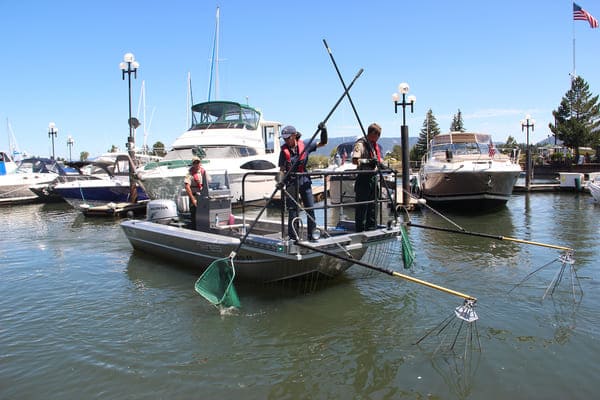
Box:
[286,181,315,240]
[355,173,377,232]
[189,202,197,230]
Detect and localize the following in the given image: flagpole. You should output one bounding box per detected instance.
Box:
[573,2,577,80]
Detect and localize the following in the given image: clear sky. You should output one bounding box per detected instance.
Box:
[1,0,599,160]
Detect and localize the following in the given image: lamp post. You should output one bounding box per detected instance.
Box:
[119,52,140,203]
[520,114,535,191]
[48,122,58,160]
[67,135,74,162]
[392,83,416,207]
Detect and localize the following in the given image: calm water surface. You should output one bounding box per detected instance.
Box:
[1,192,599,399]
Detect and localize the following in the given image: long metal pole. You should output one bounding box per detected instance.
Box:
[401,93,410,207]
[526,125,530,190]
[126,65,138,203]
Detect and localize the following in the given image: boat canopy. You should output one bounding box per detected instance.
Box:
[190,101,261,131]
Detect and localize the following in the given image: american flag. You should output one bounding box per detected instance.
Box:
[488,142,496,158]
[574,2,599,29]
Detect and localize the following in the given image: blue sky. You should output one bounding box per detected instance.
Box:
[1,0,599,159]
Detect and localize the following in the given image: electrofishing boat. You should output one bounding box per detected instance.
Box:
[121,170,403,283]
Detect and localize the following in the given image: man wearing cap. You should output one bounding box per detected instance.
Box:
[278,123,327,241]
[184,155,207,230]
[352,123,383,232]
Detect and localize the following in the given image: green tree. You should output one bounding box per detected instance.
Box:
[306,155,329,170]
[108,145,119,153]
[388,144,403,162]
[152,141,167,157]
[505,135,518,147]
[549,76,600,161]
[410,108,441,162]
[450,109,466,132]
[80,151,89,161]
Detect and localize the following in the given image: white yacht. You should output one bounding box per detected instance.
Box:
[136,101,281,207]
[419,132,522,209]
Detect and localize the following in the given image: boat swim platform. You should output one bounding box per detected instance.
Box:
[513,184,591,193]
[81,200,149,218]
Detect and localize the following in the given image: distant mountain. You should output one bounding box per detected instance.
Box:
[314,136,420,157]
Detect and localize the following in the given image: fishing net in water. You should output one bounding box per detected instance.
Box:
[400,225,415,269]
[195,258,241,308]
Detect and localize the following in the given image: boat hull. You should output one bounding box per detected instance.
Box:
[420,169,520,208]
[0,174,58,205]
[589,180,600,202]
[54,183,148,208]
[121,219,400,283]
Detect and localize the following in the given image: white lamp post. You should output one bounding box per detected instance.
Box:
[48,122,58,160]
[392,83,416,207]
[66,135,74,162]
[119,52,140,202]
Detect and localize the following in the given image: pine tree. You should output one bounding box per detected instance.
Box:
[549,76,600,161]
[450,109,466,132]
[410,109,441,162]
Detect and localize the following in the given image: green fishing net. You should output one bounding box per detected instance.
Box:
[195,258,241,308]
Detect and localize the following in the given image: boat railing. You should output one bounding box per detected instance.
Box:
[240,168,398,238]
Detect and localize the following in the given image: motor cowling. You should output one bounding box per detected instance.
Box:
[146,199,178,224]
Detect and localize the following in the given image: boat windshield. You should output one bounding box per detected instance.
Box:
[190,101,261,131]
[15,158,61,174]
[430,133,493,156]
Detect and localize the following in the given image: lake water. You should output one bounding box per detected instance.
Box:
[1,192,599,399]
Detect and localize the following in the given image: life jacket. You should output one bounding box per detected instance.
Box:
[281,140,306,172]
[188,166,205,191]
[357,138,382,161]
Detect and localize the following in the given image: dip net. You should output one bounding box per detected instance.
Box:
[195,258,241,308]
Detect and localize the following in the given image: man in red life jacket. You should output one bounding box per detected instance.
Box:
[277,123,327,241]
[352,123,383,232]
[184,155,208,230]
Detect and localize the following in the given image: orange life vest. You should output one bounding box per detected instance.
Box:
[281,140,306,172]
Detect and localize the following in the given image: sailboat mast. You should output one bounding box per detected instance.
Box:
[215,6,220,100]
[207,6,220,102]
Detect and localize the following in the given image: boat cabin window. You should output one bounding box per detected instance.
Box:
[263,125,277,154]
[166,145,258,161]
[190,101,261,130]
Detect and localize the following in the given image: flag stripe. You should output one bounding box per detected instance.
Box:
[574,2,599,29]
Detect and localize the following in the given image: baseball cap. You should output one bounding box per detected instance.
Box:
[281,125,297,139]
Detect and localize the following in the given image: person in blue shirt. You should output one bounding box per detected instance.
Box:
[277,123,327,241]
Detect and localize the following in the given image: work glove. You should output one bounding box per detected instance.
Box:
[318,122,328,144]
[359,159,377,168]
[276,171,284,184]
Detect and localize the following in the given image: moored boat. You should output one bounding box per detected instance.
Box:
[136,101,281,207]
[51,153,150,208]
[0,150,17,175]
[588,176,600,202]
[0,158,78,205]
[419,132,522,210]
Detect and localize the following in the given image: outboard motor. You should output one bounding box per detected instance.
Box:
[146,199,178,224]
